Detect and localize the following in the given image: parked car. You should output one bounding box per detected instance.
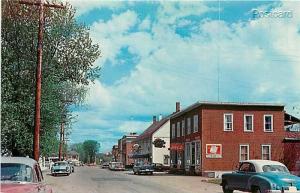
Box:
[221,160,300,193]
[101,162,109,169]
[151,163,170,172]
[1,156,53,193]
[133,162,154,175]
[109,162,125,171]
[67,160,75,172]
[51,161,71,176]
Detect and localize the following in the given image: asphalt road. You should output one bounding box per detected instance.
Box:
[44,166,242,193]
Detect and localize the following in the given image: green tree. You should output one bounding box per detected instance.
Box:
[1,0,101,157]
[82,140,100,164]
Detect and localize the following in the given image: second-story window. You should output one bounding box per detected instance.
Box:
[177,122,181,137]
[244,114,253,132]
[224,113,233,131]
[181,119,185,136]
[264,115,273,132]
[187,117,191,134]
[193,115,199,132]
[171,124,176,138]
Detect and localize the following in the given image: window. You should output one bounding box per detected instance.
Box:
[177,122,181,137]
[240,144,249,161]
[196,142,201,165]
[164,155,169,165]
[239,163,256,172]
[224,114,233,131]
[244,114,254,132]
[171,124,175,139]
[187,118,191,134]
[264,115,273,132]
[262,145,271,160]
[185,142,191,166]
[181,119,185,136]
[193,115,199,132]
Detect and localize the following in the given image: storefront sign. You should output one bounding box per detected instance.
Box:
[170,143,184,151]
[206,144,222,158]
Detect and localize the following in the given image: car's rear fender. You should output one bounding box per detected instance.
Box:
[248,175,272,191]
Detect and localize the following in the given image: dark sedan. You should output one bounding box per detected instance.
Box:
[133,162,154,175]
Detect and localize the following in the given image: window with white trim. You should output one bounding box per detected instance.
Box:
[224,113,233,131]
[187,117,191,134]
[244,114,254,132]
[240,144,249,161]
[262,145,271,160]
[264,115,273,132]
[177,122,181,137]
[171,124,175,139]
[193,115,199,133]
[181,119,185,136]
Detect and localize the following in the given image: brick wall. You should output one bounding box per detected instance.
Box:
[201,108,285,171]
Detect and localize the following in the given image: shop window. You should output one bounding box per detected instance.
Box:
[262,145,271,160]
[196,142,201,165]
[191,142,195,165]
[224,113,233,131]
[185,143,191,165]
[164,155,169,165]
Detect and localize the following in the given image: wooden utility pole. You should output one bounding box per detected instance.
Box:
[19,0,64,161]
[58,122,65,161]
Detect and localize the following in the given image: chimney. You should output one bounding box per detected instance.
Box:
[158,114,163,121]
[153,116,157,124]
[176,102,180,112]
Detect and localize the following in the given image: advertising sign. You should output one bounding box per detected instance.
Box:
[206,144,222,158]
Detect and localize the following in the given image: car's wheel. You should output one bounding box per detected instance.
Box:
[252,186,261,193]
[150,172,153,175]
[222,182,233,193]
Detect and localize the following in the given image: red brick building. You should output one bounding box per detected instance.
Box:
[111,145,120,162]
[119,133,138,167]
[170,101,285,177]
[283,113,300,175]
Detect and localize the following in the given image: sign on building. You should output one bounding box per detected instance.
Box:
[206,144,222,158]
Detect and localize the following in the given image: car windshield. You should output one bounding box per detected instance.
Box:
[263,165,289,173]
[1,163,33,182]
[54,162,67,166]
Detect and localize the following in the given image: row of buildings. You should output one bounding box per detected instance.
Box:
[112,101,300,177]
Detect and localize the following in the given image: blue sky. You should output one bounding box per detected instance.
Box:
[66,0,300,152]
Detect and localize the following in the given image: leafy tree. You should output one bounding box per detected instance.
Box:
[1,0,101,157]
[82,140,100,164]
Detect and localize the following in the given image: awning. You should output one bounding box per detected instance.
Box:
[129,153,150,159]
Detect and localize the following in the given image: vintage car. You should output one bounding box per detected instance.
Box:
[221,160,300,193]
[101,162,110,169]
[109,162,125,171]
[133,162,154,175]
[51,161,71,176]
[1,156,53,193]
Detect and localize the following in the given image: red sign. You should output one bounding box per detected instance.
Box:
[170,143,184,151]
[206,144,222,158]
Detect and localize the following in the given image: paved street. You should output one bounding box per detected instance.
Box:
[44,166,233,193]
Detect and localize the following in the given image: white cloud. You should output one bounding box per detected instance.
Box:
[64,0,125,16]
[72,1,300,150]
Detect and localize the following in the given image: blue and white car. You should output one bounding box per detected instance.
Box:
[51,161,71,176]
[221,160,300,193]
